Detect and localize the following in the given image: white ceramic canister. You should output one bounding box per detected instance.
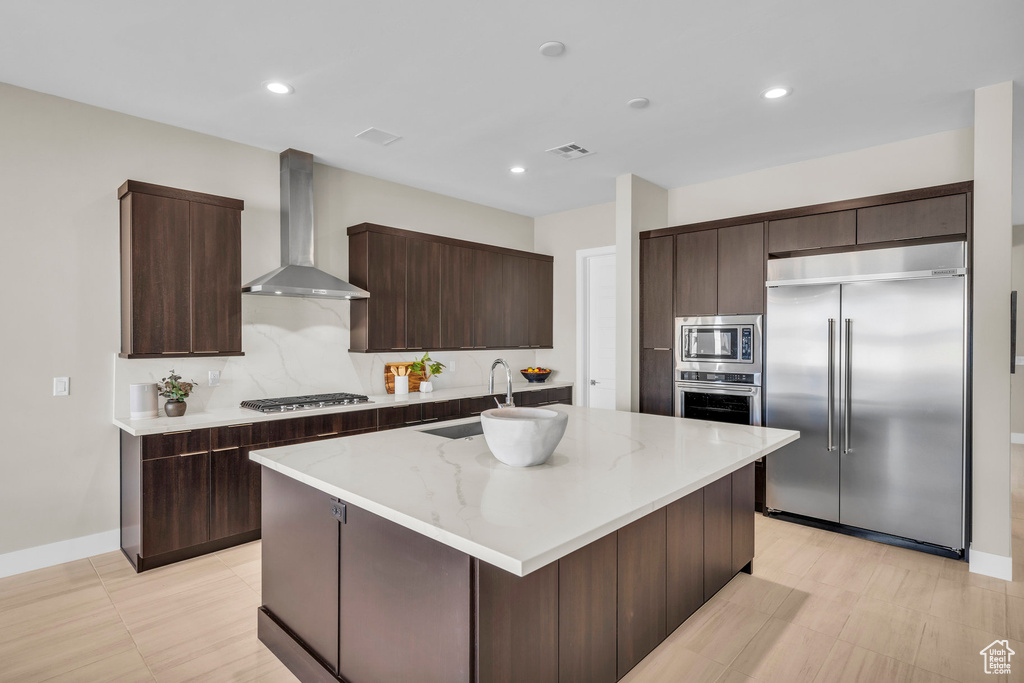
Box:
[130,383,160,419]
[395,375,410,395]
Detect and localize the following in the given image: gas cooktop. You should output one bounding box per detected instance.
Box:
[240,392,372,413]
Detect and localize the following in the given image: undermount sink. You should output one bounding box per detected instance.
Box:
[480,407,568,467]
[420,420,484,440]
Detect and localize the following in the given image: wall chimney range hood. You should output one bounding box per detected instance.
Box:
[243,149,370,300]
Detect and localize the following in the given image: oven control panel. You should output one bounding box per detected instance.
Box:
[679,371,756,384]
[741,328,753,360]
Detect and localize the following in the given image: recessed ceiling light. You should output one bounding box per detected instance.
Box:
[627,97,650,109]
[761,86,790,100]
[510,166,526,174]
[264,81,294,95]
[539,41,566,57]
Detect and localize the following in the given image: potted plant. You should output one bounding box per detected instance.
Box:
[410,353,445,393]
[159,369,196,417]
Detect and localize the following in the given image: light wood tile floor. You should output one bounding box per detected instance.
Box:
[3,446,1022,682]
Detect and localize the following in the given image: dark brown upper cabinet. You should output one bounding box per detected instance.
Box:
[717,222,764,316]
[119,181,244,358]
[348,223,553,352]
[641,235,674,350]
[857,193,968,244]
[767,210,856,255]
[674,230,718,317]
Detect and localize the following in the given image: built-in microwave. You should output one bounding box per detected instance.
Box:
[675,315,762,379]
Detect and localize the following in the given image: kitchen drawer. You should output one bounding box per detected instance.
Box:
[546,386,573,405]
[142,429,210,460]
[421,400,460,423]
[378,404,423,430]
[267,416,324,444]
[519,390,544,407]
[313,409,379,438]
[211,422,270,450]
[461,395,503,416]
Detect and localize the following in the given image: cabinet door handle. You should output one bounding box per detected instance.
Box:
[317,432,339,438]
[164,430,192,436]
[212,446,237,453]
[178,450,207,457]
[652,347,671,351]
[160,351,188,354]
[421,417,439,422]
[228,423,253,428]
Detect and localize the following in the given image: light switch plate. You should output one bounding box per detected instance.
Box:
[208,370,220,387]
[53,377,69,396]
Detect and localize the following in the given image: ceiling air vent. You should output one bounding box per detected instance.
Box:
[355,127,402,146]
[546,143,594,160]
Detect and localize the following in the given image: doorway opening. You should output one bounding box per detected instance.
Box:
[576,246,616,409]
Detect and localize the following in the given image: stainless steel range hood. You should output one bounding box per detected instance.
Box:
[243,149,370,300]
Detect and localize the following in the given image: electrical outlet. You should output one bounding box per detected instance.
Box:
[208,370,220,387]
[53,377,69,396]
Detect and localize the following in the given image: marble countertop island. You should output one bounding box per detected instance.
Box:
[250,405,798,576]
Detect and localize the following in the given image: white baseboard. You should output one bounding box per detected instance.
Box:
[1012,432,1024,445]
[0,529,119,580]
[969,545,1014,582]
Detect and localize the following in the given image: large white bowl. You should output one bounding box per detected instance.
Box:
[480,407,568,467]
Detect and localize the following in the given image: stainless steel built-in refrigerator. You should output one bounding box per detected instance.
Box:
[765,242,967,552]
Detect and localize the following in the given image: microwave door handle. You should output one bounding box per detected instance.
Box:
[827,318,835,451]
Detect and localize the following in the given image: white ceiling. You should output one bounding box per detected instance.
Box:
[1,1,1022,219]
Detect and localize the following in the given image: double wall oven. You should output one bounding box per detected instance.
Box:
[674,315,762,426]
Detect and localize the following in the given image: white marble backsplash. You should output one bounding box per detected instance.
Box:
[113,295,541,417]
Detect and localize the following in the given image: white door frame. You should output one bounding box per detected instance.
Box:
[576,245,616,407]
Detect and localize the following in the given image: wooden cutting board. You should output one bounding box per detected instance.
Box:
[385,363,424,393]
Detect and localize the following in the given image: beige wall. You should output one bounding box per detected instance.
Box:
[533,202,616,385]
[0,81,533,560]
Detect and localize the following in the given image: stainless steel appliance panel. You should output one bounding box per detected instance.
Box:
[838,277,965,548]
[675,381,761,426]
[765,284,841,522]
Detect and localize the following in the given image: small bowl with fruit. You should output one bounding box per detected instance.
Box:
[521,367,552,383]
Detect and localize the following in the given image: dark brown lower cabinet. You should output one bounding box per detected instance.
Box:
[339,504,472,683]
[477,560,558,683]
[260,461,755,683]
[261,468,340,673]
[378,404,423,430]
[732,463,755,573]
[666,489,704,631]
[559,535,617,683]
[422,399,460,422]
[617,509,667,678]
[141,453,210,558]
[703,475,733,601]
[211,445,262,540]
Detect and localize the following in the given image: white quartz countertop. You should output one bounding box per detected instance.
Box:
[113,380,573,436]
[250,405,799,576]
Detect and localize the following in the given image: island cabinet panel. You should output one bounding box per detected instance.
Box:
[210,445,262,540]
[767,210,856,254]
[639,348,673,417]
[339,504,472,683]
[190,201,242,353]
[856,193,968,244]
[476,560,558,683]
[141,452,210,558]
[440,244,477,348]
[674,230,718,317]
[119,181,244,358]
[261,468,340,673]
[666,489,704,631]
[503,255,532,348]
[717,222,765,316]
[558,535,617,683]
[617,509,668,679]
[406,239,441,350]
[703,475,733,601]
[732,463,755,573]
[641,235,675,350]
[528,257,554,348]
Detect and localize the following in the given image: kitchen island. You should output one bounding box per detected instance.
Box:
[252,405,798,683]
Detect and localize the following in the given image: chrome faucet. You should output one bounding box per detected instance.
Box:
[489,358,515,408]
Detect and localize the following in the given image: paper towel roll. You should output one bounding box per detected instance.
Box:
[130,383,159,419]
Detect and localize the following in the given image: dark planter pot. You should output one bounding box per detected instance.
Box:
[164,400,187,417]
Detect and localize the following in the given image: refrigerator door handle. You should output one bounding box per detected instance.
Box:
[827,318,836,451]
[844,318,852,454]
